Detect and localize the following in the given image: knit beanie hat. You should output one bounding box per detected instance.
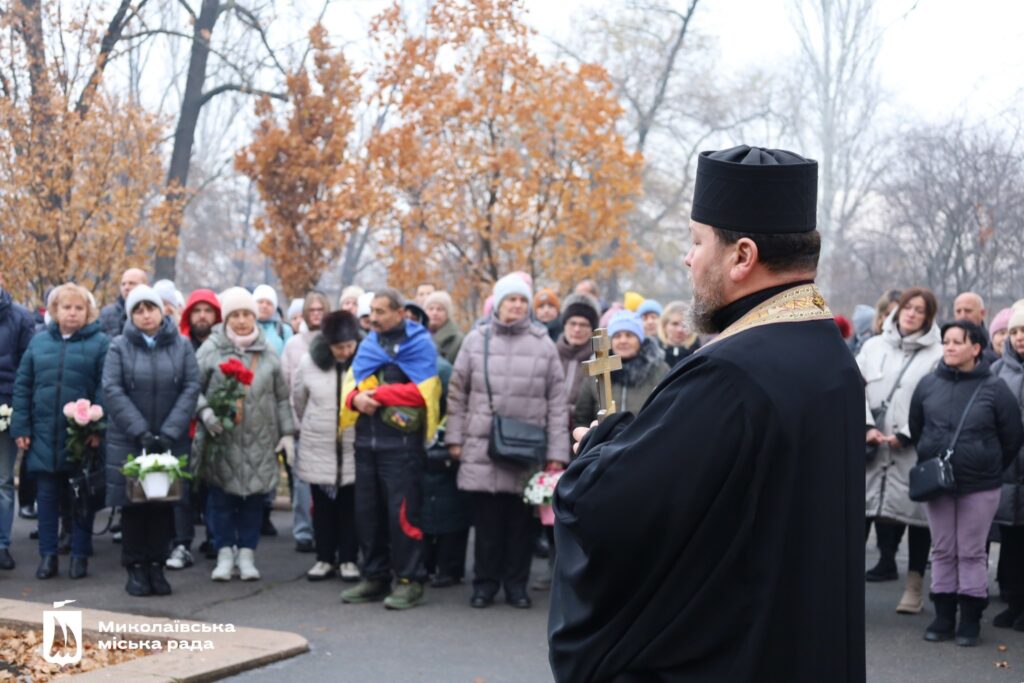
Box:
[852,304,874,337]
[493,274,533,311]
[1009,307,1024,333]
[321,310,362,344]
[534,287,560,312]
[990,307,1014,336]
[252,284,278,309]
[219,287,258,320]
[357,292,375,318]
[608,310,645,343]
[636,299,663,317]
[340,285,365,306]
[153,279,178,306]
[623,291,644,312]
[126,284,164,315]
[287,298,305,319]
[561,293,600,331]
[424,291,454,318]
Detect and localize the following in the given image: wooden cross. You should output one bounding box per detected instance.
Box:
[584,328,622,423]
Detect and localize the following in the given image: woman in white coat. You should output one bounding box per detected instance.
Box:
[858,287,942,614]
[291,311,362,582]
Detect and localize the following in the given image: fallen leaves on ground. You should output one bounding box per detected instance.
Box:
[0,626,149,681]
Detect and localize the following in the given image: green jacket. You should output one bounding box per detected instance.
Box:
[193,326,294,496]
[432,319,464,364]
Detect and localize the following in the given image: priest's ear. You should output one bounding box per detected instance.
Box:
[726,236,759,283]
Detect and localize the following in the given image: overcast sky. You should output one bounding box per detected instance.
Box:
[514,0,1024,125]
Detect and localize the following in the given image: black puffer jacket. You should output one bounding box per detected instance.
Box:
[909,360,1024,495]
[102,317,201,507]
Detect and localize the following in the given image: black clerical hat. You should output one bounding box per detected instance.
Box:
[691,145,818,234]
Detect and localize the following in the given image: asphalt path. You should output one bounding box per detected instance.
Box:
[3,509,1024,681]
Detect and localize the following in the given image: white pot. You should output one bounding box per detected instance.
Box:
[140,472,171,499]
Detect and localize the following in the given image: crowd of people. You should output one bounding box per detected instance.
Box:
[3,267,1024,636]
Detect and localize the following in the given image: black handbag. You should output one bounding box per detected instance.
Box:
[483,325,547,469]
[908,382,985,502]
[68,449,106,520]
[866,351,920,463]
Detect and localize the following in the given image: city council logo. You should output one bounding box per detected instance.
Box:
[42,599,82,666]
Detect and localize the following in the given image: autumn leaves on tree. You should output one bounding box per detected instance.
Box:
[238,0,641,310]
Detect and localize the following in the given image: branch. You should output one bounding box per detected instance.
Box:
[198,82,286,108]
[229,3,287,76]
[176,0,198,22]
[76,0,150,117]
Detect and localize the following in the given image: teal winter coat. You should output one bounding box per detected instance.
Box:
[11,321,109,473]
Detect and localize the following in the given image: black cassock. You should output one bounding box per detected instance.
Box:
[549,285,866,683]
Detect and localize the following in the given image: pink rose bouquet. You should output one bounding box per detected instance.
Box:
[63,398,106,462]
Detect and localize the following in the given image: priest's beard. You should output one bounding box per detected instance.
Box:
[688,261,728,334]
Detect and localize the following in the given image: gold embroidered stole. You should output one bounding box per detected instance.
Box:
[700,284,833,352]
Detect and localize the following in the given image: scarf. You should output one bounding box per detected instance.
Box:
[226,326,259,351]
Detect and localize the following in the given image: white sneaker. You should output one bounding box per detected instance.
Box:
[211,547,234,581]
[339,562,360,582]
[166,544,194,570]
[237,548,260,581]
[306,561,336,581]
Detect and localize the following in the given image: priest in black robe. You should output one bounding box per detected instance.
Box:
[548,146,866,683]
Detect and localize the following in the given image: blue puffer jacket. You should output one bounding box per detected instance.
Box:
[0,289,36,406]
[10,321,110,473]
[103,317,200,507]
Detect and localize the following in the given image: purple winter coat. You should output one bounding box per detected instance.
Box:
[446,314,569,494]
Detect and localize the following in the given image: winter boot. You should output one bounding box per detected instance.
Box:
[211,547,235,582]
[236,548,260,581]
[149,563,172,595]
[340,578,391,604]
[924,592,958,642]
[896,571,924,614]
[992,598,1024,628]
[125,564,152,597]
[383,579,426,610]
[955,595,988,647]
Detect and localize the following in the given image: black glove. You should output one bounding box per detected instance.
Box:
[154,435,172,452]
[140,431,161,452]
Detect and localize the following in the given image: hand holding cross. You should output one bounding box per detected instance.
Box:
[584,328,622,423]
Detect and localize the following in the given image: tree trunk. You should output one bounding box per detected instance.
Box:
[155,0,221,281]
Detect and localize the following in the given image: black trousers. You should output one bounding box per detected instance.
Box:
[121,503,173,566]
[311,484,357,565]
[998,524,1024,596]
[18,455,36,508]
[470,492,533,597]
[866,518,930,574]
[354,448,427,582]
[423,529,469,580]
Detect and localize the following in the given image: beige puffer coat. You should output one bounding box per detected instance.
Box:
[291,335,355,487]
[194,326,294,497]
[857,311,942,526]
[446,315,569,494]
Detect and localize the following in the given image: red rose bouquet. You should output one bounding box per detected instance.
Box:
[204,359,254,456]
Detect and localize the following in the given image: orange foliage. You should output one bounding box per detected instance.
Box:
[367,0,642,315]
[235,25,379,299]
[0,5,173,305]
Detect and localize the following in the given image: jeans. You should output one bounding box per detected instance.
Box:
[0,432,15,549]
[293,479,313,542]
[36,472,93,558]
[207,486,264,550]
[926,488,1002,597]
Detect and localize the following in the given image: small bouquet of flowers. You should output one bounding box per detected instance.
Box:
[63,399,105,462]
[524,469,565,526]
[204,359,254,456]
[0,404,11,432]
[122,451,191,500]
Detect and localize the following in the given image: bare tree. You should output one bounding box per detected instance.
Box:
[788,0,889,277]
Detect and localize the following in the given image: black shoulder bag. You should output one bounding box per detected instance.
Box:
[69,447,107,520]
[866,350,920,463]
[483,325,547,469]
[908,381,986,502]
